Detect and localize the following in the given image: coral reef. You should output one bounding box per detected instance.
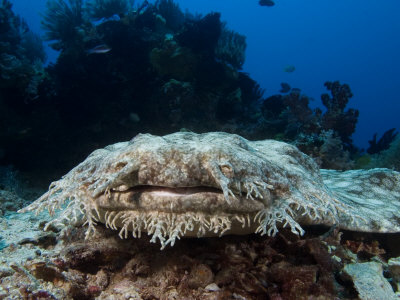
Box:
[215,22,247,70]
[41,0,86,50]
[149,37,197,81]
[320,81,359,147]
[367,128,398,154]
[177,12,221,55]
[85,0,129,20]
[20,132,400,251]
[4,206,400,299]
[0,1,48,187]
[313,130,354,170]
[365,136,400,171]
[261,89,320,140]
[155,0,185,31]
[0,0,382,190]
[1,1,266,179]
[261,81,360,169]
[0,0,46,102]
[279,82,291,93]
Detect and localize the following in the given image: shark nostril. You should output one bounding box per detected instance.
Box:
[89,166,97,174]
[114,162,127,171]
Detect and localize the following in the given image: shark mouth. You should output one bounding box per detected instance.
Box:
[95,183,265,222]
[87,181,269,249]
[111,185,223,195]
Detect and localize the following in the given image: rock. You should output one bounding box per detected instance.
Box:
[343,261,396,300]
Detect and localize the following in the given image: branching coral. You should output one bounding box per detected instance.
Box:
[316,130,353,170]
[321,81,359,145]
[261,90,319,139]
[260,82,360,169]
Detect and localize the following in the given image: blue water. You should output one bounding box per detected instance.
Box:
[10,0,400,149]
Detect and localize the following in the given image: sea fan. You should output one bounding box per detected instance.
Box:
[41,0,85,50]
[215,22,246,70]
[155,0,184,31]
[20,31,47,63]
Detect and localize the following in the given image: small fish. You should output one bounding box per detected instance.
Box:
[280,82,291,93]
[283,65,296,73]
[259,0,275,7]
[86,44,111,54]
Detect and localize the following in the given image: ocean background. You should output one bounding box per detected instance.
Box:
[9,0,400,149]
[2,2,400,298]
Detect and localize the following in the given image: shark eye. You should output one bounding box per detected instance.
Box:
[220,163,234,178]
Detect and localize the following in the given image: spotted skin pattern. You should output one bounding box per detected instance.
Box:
[20,132,400,249]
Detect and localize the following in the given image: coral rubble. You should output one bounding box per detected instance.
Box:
[3,207,400,299]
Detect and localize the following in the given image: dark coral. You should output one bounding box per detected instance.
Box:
[0,1,47,179]
[12,223,400,299]
[215,22,247,69]
[0,0,46,103]
[85,0,129,20]
[261,90,320,139]
[177,12,222,55]
[367,128,398,154]
[279,82,291,93]
[155,0,185,31]
[0,0,365,184]
[7,225,356,299]
[260,81,361,169]
[321,81,359,146]
[41,0,86,51]
[0,0,265,182]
